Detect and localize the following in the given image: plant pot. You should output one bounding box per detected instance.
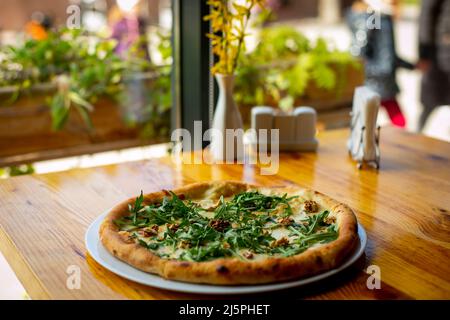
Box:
[210,74,244,162]
[0,77,169,166]
[237,62,365,127]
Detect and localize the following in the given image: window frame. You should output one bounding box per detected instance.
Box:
[171,0,214,149]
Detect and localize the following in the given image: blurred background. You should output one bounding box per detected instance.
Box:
[0,0,449,298]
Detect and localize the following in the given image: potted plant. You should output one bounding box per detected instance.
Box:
[234,25,364,125]
[0,28,171,165]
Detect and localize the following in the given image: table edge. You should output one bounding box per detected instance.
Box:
[0,226,51,299]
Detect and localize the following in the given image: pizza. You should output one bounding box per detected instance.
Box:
[99,181,359,285]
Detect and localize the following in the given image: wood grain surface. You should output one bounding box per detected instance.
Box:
[0,127,449,299]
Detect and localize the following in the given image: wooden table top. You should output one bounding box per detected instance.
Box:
[0,127,449,300]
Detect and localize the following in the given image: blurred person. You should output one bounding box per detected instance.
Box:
[346,0,414,128]
[109,0,149,59]
[417,0,450,131]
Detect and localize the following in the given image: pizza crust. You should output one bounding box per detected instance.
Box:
[99,181,359,285]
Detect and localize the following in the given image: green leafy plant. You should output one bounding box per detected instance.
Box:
[134,30,172,139]
[234,25,362,110]
[0,28,171,136]
[0,164,35,178]
[1,29,126,129]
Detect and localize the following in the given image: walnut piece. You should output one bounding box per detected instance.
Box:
[167,223,179,232]
[178,240,191,249]
[271,237,290,248]
[277,217,294,226]
[324,215,336,225]
[209,219,230,232]
[142,225,159,237]
[304,200,319,213]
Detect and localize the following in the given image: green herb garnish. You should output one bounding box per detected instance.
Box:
[114,191,338,262]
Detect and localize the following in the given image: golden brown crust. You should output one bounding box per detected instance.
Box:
[99,181,359,285]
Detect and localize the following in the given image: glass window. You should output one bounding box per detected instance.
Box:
[234,0,423,132]
[0,0,173,166]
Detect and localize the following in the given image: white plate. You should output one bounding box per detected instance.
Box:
[85,211,367,295]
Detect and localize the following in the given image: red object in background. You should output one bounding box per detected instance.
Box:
[381,99,406,128]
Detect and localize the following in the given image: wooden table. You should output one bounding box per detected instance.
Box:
[0,127,449,300]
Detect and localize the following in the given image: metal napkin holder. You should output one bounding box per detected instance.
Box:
[348,86,381,170]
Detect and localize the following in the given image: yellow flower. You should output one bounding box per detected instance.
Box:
[204,0,266,75]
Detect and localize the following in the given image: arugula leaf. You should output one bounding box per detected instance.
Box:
[130,190,144,225]
[113,191,339,261]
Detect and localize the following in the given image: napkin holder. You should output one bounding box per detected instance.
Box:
[250,106,318,151]
[347,86,381,169]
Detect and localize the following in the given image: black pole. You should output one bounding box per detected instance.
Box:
[172,0,213,149]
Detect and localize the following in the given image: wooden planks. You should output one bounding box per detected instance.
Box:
[0,127,449,299]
